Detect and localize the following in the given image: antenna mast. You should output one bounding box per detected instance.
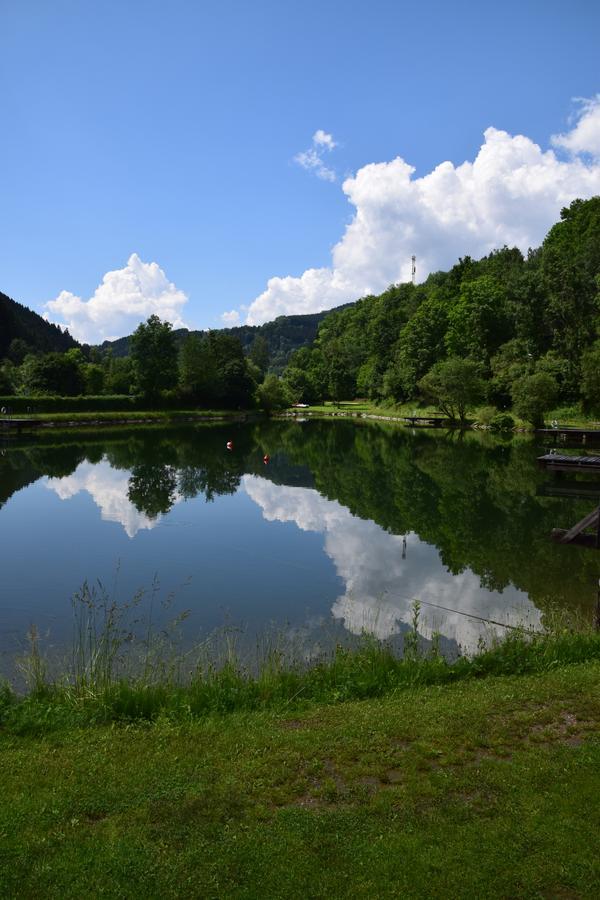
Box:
[411,255,416,284]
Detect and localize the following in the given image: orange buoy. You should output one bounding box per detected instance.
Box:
[263,454,270,464]
[226,441,233,450]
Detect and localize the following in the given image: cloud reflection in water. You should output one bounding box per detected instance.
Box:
[42,460,542,653]
[242,475,541,652]
[45,460,182,539]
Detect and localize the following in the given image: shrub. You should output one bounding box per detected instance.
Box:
[0,395,140,413]
[489,413,515,431]
[0,394,190,414]
[548,403,584,422]
[474,405,498,426]
[257,375,290,413]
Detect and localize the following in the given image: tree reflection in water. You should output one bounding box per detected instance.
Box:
[2,420,599,624]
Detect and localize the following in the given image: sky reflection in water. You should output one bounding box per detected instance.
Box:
[1,421,597,667]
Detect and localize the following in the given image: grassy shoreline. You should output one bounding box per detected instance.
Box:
[2,649,599,897]
[280,399,600,430]
[4,627,600,731]
[3,623,600,896]
[2,408,255,424]
[4,399,599,434]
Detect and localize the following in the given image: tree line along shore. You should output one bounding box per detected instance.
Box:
[0,197,599,428]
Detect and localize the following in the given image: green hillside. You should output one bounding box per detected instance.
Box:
[100,305,352,373]
[283,196,600,418]
[0,290,79,360]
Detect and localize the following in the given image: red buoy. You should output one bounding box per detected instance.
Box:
[263,454,270,464]
[226,441,233,451]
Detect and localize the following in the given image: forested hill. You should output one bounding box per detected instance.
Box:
[100,305,353,372]
[0,291,79,360]
[283,196,600,413]
[3,196,599,421]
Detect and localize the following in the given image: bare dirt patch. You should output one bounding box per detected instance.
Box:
[279,716,323,731]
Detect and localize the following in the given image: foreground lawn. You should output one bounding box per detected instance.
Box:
[2,662,599,898]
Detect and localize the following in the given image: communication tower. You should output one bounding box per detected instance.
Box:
[411,255,416,284]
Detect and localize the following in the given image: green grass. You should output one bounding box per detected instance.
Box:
[545,403,600,428]
[288,399,489,424]
[1,661,599,898]
[14,409,249,422]
[6,586,600,733]
[288,400,419,419]
[4,592,600,897]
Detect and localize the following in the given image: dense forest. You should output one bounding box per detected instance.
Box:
[0,294,347,408]
[100,307,350,373]
[0,317,264,410]
[0,291,78,359]
[1,197,598,422]
[282,197,600,423]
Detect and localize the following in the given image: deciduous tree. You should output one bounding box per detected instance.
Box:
[418,358,485,423]
[511,372,557,427]
[130,316,178,400]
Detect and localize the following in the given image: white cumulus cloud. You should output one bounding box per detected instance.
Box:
[242,101,600,325]
[221,309,241,326]
[294,128,338,182]
[313,129,337,150]
[552,95,600,159]
[45,253,189,344]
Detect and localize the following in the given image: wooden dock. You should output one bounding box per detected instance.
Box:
[538,452,600,551]
[551,506,600,549]
[401,416,451,428]
[537,454,600,474]
[537,426,600,443]
[0,418,44,434]
[538,480,600,500]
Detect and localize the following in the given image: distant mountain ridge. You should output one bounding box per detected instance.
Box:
[100,305,354,372]
[0,291,79,358]
[0,288,353,371]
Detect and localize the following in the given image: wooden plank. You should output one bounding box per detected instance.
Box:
[1,418,43,429]
[538,427,600,438]
[539,454,600,462]
[551,530,600,549]
[557,507,600,543]
[538,481,600,500]
[538,454,600,472]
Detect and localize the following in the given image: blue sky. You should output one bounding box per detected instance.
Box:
[1,0,599,342]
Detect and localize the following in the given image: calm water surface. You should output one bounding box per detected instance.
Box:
[1,420,599,672]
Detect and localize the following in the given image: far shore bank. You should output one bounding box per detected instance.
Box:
[3,400,600,437]
[0,409,263,434]
[277,400,600,435]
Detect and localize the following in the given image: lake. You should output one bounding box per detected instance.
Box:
[1,419,598,675]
